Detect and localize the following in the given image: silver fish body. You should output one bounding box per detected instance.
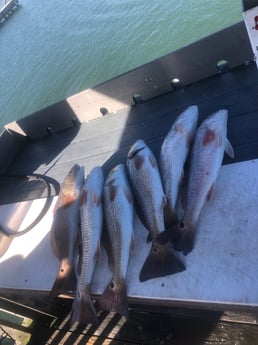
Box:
[70,166,104,326]
[98,164,134,317]
[127,139,185,282]
[50,164,84,297]
[158,110,234,255]
[160,105,198,226]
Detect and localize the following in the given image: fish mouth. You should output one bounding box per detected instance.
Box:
[127,146,145,160]
[67,164,81,180]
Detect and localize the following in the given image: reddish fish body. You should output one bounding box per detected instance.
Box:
[70,166,104,326]
[98,164,134,317]
[50,164,84,297]
[158,110,234,254]
[126,139,185,282]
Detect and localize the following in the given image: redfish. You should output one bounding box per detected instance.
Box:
[157,110,234,254]
[50,164,84,297]
[160,106,198,226]
[70,166,104,326]
[126,139,185,282]
[98,164,134,317]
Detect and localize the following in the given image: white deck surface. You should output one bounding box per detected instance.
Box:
[0,159,258,308]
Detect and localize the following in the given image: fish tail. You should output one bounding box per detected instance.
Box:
[70,287,98,326]
[173,222,196,255]
[50,261,77,298]
[156,222,196,255]
[139,241,185,282]
[97,278,128,318]
[156,223,182,245]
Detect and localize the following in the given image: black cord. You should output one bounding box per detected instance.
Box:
[0,174,52,238]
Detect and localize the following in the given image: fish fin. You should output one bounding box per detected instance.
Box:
[50,261,77,298]
[173,222,196,255]
[225,138,234,158]
[139,242,185,282]
[70,287,98,326]
[206,183,215,202]
[97,278,128,318]
[149,154,157,168]
[156,224,182,245]
[216,132,222,148]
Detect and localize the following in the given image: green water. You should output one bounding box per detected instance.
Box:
[0,0,243,127]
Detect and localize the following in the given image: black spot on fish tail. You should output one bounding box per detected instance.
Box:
[70,287,98,326]
[97,278,128,318]
[50,262,77,298]
[173,222,196,255]
[139,242,185,282]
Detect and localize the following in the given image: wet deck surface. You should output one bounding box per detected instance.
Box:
[1,62,258,344]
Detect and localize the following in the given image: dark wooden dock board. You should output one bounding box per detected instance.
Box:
[28,302,258,345]
[2,61,258,204]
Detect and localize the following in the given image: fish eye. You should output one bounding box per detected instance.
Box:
[110,282,115,289]
[153,246,158,253]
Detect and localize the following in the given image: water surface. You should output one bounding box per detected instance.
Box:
[0,0,242,126]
